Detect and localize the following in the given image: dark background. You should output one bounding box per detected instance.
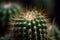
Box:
[20,0,60,30]
[51,0,60,30]
[17,0,60,30]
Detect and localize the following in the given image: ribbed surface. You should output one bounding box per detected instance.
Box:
[13,16,47,40]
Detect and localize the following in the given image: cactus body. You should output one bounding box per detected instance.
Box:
[12,11,48,40]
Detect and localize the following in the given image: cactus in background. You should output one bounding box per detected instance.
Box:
[0,2,23,26]
[0,2,23,40]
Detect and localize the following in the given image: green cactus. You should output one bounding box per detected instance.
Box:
[13,12,47,40]
[0,2,23,40]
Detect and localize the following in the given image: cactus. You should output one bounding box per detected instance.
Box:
[0,2,23,40]
[0,2,55,40]
[12,11,48,40]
